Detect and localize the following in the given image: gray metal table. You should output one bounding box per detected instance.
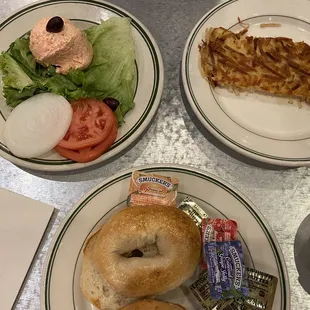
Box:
[1,0,310,309]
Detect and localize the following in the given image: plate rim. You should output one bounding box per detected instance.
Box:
[0,0,164,172]
[181,0,310,167]
[40,163,291,310]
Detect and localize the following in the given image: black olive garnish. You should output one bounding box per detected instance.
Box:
[46,16,64,33]
[103,97,120,112]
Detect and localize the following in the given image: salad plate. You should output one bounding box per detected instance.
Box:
[0,0,163,171]
[182,0,310,167]
[41,164,290,310]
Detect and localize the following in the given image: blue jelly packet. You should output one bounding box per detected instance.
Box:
[205,240,249,300]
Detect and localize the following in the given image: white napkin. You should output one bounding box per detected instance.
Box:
[0,188,54,310]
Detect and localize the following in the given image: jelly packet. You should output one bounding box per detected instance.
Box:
[205,240,249,300]
[178,196,209,228]
[202,218,238,269]
[127,171,178,207]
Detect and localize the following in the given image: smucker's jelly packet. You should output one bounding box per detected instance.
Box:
[205,240,249,300]
[127,171,179,207]
[202,218,238,270]
[178,196,209,228]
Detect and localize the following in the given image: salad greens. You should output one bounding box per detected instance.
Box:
[0,53,35,90]
[84,18,136,122]
[0,17,136,124]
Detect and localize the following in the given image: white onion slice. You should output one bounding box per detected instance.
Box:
[3,93,73,158]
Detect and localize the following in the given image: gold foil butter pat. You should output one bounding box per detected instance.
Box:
[189,270,234,309]
[189,268,278,310]
[127,171,179,207]
[178,196,209,228]
[239,267,278,310]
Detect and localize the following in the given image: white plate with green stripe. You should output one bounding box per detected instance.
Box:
[182,0,310,167]
[0,0,163,171]
[41,164,290,310]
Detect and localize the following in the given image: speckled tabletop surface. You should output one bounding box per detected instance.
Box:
[1,0,310,309]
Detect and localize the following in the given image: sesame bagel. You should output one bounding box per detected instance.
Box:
[91,205,201,297]
[80,230,136,310]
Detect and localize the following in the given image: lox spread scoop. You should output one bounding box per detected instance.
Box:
[30,16,93,74]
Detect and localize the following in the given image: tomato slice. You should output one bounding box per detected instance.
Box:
[57,98,115,150]
[54,120,118,163]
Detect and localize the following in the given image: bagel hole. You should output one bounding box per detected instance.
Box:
[128,249,143,258]
[122,249,143,258]
[122,244,159,258]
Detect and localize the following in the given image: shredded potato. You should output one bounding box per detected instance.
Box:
[199,27,310,105]
[260,23,281,28]
[238,17,250,29]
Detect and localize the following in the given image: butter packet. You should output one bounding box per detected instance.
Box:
[178,196,209,228]
[189,268,277,310]
[236,268,278,310]
[205,240,249,300]
[127,171,179,207]
[223,304,248,309]
[189,270,235,309]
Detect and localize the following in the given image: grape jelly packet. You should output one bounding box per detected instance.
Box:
[205,240,249,300]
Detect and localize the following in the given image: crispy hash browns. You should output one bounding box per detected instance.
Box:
[199,27,310,101]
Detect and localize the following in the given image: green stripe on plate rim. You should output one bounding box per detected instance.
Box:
[0,0,160,165]
[44,167,287,310]
[184,0,310,162]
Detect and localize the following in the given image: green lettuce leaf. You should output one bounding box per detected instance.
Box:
[2,86,37,107]
[9,36,37,75]
[45,74,86,99]
[67,69,85,86]
[0,52,35,90]
[84,17,136,124]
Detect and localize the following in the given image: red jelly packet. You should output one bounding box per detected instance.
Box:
[201,218,238,270]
